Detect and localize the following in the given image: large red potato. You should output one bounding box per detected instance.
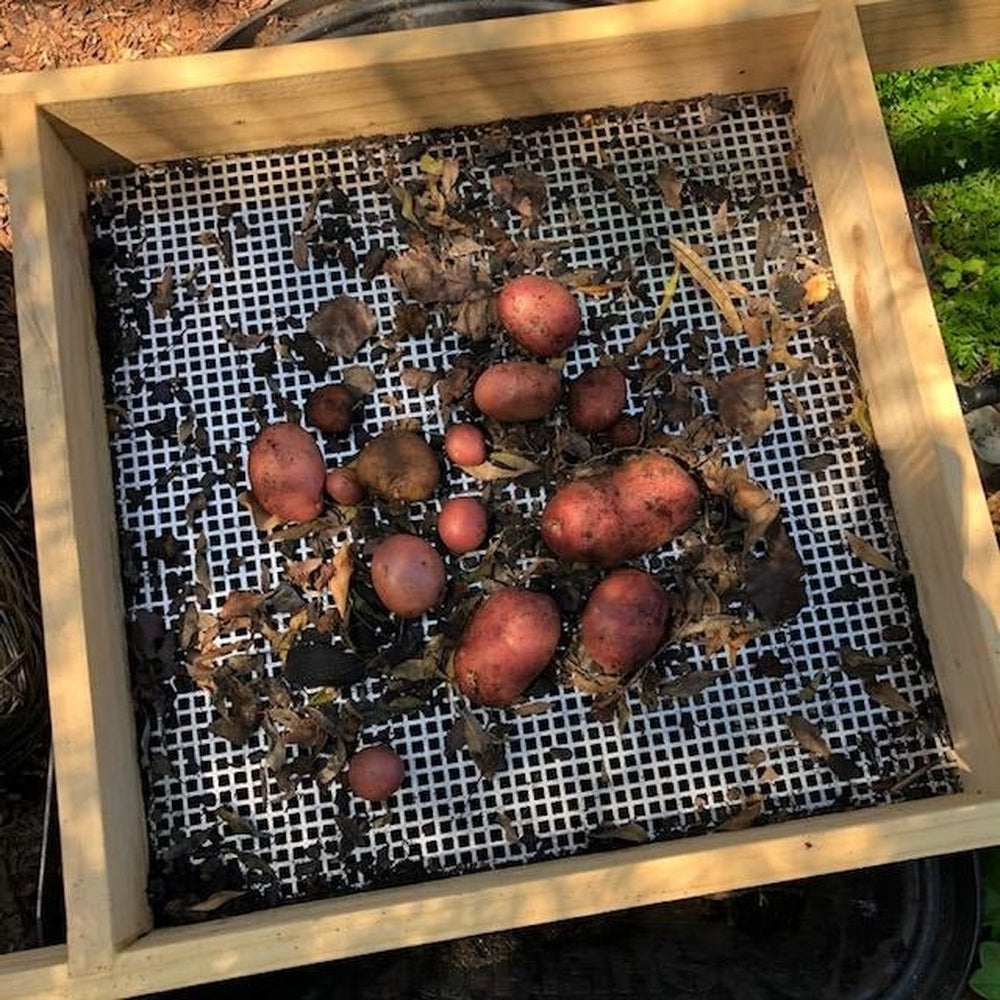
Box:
[497,274,581,356]
[473,361,561,422]
[454,588,561,707]
[248,422,325,524]
[580,569,671,675]
[541,453,700,566]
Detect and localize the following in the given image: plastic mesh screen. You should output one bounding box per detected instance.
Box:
[92,91,958,904]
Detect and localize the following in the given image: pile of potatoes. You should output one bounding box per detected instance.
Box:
[245,274,703,799]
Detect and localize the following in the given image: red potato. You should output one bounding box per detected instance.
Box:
[371,534,445,618]
[325,467,365,505]
[248,422,325,524]
[541,453,700,567]
[568,366,627,433]
[354,430,440,502]
[580,569,671,675]
[473,361,561,422]
[348,745,405,801]
[305,383,354,435]
[438,497,489,554]
[607,416,641,447]
[444,423,488,466]
[497,274,581,357]
[454,588,561,707]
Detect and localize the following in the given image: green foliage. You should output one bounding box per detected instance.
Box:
[972,851,1000,999]
[876,60,1000,183]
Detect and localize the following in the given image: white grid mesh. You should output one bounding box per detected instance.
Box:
[93,91,957,903]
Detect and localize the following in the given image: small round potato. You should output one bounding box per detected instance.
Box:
[305,383,354,435]
[371,534,445,618]
[568,366,627,433]
[454,588,561,707]
[497,275,581,356]
[355,430,440,502]
[348,744,405,801]
[580,569,670,675]
[438,497,489,554]
[325,467,365,505]
[248,422,325,524]
[444,423,488,467]
[473,361,561,422]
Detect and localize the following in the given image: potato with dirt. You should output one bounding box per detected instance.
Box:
[454,588,561,707]
[348,744,405,801]
[247,422,326,524]
[568,366,627,433]
[579,569,671,676]
[541,453,700,566]
[473,361,561,422]
[497,274,581,356]
[305,383,354,435]
[354,429,440,502]
[371,534,446,618]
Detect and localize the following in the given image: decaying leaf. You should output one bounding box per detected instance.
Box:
[384,246,482,304]
[846,531,899,574]
[460,451,540,481]
[491,167,547,226]
[150,266,175,319]
[864,679,916,714]
[451,292,495,341]
[711,199,735,237]
[327,544,353,621]
[655,162,684,210]
[786,713,831,758]
[580,163,639,215]
[401,367,439,393]
[220,319,267,350]
[306,295,378,358]
[495,812,521,845]
[219,590,265,623]
[447,711,508,781]
[700,459,781,547]
[660,670,724,700]
[839,647,895,681]
[745,523,806,624]
[590,822,649,844]
[669,238,744,333]
[754,651,791,679]
[825,754,863,781]
[186,889,246,914]
[716,799,762,832]
[713,368,778,445]
[292,233,309,271]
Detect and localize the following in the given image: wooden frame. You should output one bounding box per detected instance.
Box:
[1,0,998,995]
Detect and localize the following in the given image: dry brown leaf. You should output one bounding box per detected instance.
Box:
[384,246,481,304]
[716,799,762,832]
[655,162,684,210]
[292,233,309,271]
[714,368,778,445]
[186,889,246,914]
[864,680,916,715]
[711,199,735,236]
[150,266,174,319]
[460,452,540,481]
[342,365,377,395]
[401,367,439,393]
[491,168,547,226]
[745,524,806,624]
[786,713,831,758]
[306,295,377,358]
[219,591,265,623]
[846,531,899,574]
[327,545,353,621]
[590,822,649,844]
[669,237,743,333]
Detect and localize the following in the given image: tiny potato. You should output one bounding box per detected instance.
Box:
[580,569,670,675]
[438,497,489,554]
[473,361,561,422]
[371,534,445,618]
[305,383,354,435]
[248,422,325,524]
[568,366,627,433]
[454,588,561,707]
[497,274,581,356]
[606,416,641,448]
[444,423,488,466]
[325,467,365,505]
[355,430,440,502]
[348,744,405,801]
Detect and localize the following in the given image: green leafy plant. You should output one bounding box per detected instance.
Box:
[971,850,1000,998]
